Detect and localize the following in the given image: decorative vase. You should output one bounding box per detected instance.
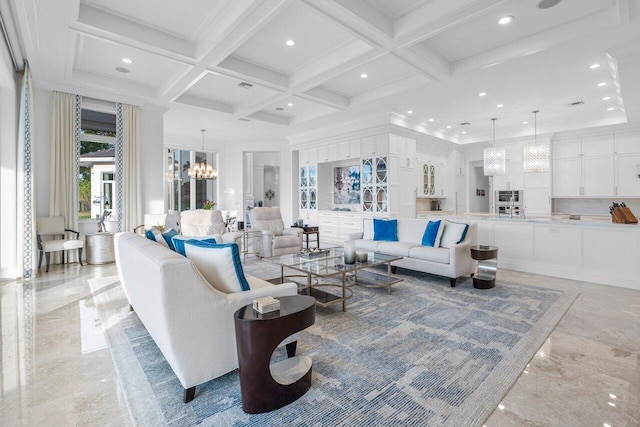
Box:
[344,241,356,264]
[356,249,368,263]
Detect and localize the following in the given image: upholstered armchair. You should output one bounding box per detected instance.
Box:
[36,216,84,272]
[249,207,302,257]
[180,209,241,243]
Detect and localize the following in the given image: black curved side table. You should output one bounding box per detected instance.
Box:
[234,295,316,414]
[470,245,498,289]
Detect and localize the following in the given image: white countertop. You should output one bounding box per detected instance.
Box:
[451,213,639,228]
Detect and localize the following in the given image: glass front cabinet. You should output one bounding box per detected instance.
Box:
[300,165,317,211]
[362,156,387,213]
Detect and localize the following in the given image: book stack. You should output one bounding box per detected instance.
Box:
[253,296,280,314]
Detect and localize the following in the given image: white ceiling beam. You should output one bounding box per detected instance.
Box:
[350,74,430,107]
[159,0,289,102]
[289,45,384,92]
[174,94,234,114]
[216,56,289,90]
[234,92,289,117]
[70,69,157,98]
[73,4,197,59]
[394,0,507,47]
[300,87,350,110]
[453,6,622,76]
[247,111,290,126]
[392,46,450,81]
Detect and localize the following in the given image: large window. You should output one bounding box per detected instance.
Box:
[167,148,218,212]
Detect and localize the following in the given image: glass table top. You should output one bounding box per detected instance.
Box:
[262,247,402,277]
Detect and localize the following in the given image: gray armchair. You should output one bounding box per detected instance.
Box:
[249,207,302,257]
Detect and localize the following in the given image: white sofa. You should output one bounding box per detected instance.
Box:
[346,218,477,287]
[114,232,298,402]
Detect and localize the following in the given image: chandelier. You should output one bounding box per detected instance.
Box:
[188,129,218,180]
[483,118,506,176]
[523,110,550,173]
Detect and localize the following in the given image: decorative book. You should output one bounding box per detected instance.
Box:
[253,296,280,314]
[297,248,329,259]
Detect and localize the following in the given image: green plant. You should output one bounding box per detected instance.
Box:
[203,200,216,210]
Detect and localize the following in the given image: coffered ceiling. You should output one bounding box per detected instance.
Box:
[8,0,640,144]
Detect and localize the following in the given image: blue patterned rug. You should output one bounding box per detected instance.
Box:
[90,263,577,426]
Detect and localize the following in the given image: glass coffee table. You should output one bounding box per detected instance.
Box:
[263,248,403,312]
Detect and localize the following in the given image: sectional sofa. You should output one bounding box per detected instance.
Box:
[346,218,477,286]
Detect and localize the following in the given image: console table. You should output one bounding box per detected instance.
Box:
[234,295,316,413]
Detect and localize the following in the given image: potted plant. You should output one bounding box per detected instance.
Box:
[203,200,216,210]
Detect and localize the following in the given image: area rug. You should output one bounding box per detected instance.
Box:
[90,262,578,427]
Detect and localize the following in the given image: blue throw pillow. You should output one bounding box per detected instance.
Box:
[183,241,251,293]
[373,218,398,241]
[161,229,179,251]
[172,235,218,256]
[145,229,156,241]
[421,220,443,247]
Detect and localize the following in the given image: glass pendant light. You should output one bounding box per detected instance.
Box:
[523,110,550,173]
[483,118,506,176]
[188,129,218,180]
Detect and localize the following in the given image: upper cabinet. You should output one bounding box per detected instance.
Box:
[336,139,361,161]
[317,144,337,163]
[390,134,416,170]
[299,147,317,165]
[361,134,389,156]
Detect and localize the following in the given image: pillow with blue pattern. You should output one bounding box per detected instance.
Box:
[171,235,218,256]
[182,241,250,293]
[145,228,178,251]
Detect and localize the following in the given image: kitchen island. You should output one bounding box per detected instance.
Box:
[440,214,640,291]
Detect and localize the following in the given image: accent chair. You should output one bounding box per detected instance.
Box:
[249,207,302,257]
[36,216,84,272]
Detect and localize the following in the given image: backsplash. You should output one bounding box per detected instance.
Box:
[553,198,640,217]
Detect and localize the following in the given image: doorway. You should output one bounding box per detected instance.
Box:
[470,160,490,213]
[243,151,280,227]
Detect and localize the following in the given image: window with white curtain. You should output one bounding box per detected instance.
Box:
[166,147,218,212]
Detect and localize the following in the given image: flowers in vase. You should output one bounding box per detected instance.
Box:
[203,200,216,210]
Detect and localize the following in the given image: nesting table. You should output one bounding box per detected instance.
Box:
[470,245,498,289]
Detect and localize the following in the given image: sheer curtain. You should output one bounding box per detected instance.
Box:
[49,91,81,263]
[17,64,37,278]
[117,103,141,233]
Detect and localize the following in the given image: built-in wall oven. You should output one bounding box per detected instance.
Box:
[495,190,523,216]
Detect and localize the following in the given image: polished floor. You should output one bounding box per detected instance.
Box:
[0,263,638,426]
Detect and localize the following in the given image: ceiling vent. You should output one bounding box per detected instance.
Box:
[238,118,251,122]
[237,82,253,89]
[538,0,562,9]
[275,107,284,111]
[568,101,585,107]
[459,122,471,126]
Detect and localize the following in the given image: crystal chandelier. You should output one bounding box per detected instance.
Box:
[484,118,506,176]
[523,110,550,173]
[188,129,218,180]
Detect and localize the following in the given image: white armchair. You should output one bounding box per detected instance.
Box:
[36,216,84,272]
[249,207,302,257]
[180,209,241,243]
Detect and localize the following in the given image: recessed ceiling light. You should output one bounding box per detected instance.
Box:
[461,131,467,134]
[498,16,513,25]
[428,118,434,122]
[478,92,487,97]
[122,57,133,64]
[607,107,615,111]
[360,73,368,79]
[115,67,130,73]
[609,394,617,399]
[597,82,607,87]
[522,121,529,125]
[287,102,293,107]
[407,110,413,114]
[285,39,295,46]
[446,125,451,129]
[602,96,611,100]
[497,104,504,108]
[589,63,600,69]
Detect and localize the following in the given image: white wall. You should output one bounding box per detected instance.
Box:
[0,38,18,278]
[139,104,165,218]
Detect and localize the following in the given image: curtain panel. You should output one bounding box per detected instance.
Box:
[49,91,81,263]
[116,103,141,233]
[17,64,37,279]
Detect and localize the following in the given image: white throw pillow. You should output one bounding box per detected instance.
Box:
[183,241,251,293]
[363,219,373,240]
[171,235,218,256]
[439,221,470,248]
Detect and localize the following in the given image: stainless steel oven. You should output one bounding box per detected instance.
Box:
[496,190,523,216]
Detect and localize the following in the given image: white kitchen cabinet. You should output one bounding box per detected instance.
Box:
[582,155,614,197]
[493,161,524,191]
[524,188,551,215]
[420,161,447,196]
[615,131,640,154]
[553,158,581,196]
[299,147,317,165]
[317,144,337,163]
[361,134,389,156]
[391,134,416,169]
[552,138,581,159]
[615,154,640,196]
[581,135,614,157]
[337,139,361,160]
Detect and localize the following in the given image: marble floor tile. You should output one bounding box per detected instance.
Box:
[0,263,638,426]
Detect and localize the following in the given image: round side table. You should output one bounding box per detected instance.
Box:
[470,245,498,289]
[234,295,316,414]
[85,232,115,265]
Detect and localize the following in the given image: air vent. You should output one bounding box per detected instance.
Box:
[237,82,253,89]
[538,0,562,9]
[115,67,130,73]
[238,118,251,122]
[568,101,585,107]
[459,122,471,126]
[275,107,284,111]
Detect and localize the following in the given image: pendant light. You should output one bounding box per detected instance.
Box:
[483,118,506,176]
[523,110,550,173]
[188,129,218,180]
